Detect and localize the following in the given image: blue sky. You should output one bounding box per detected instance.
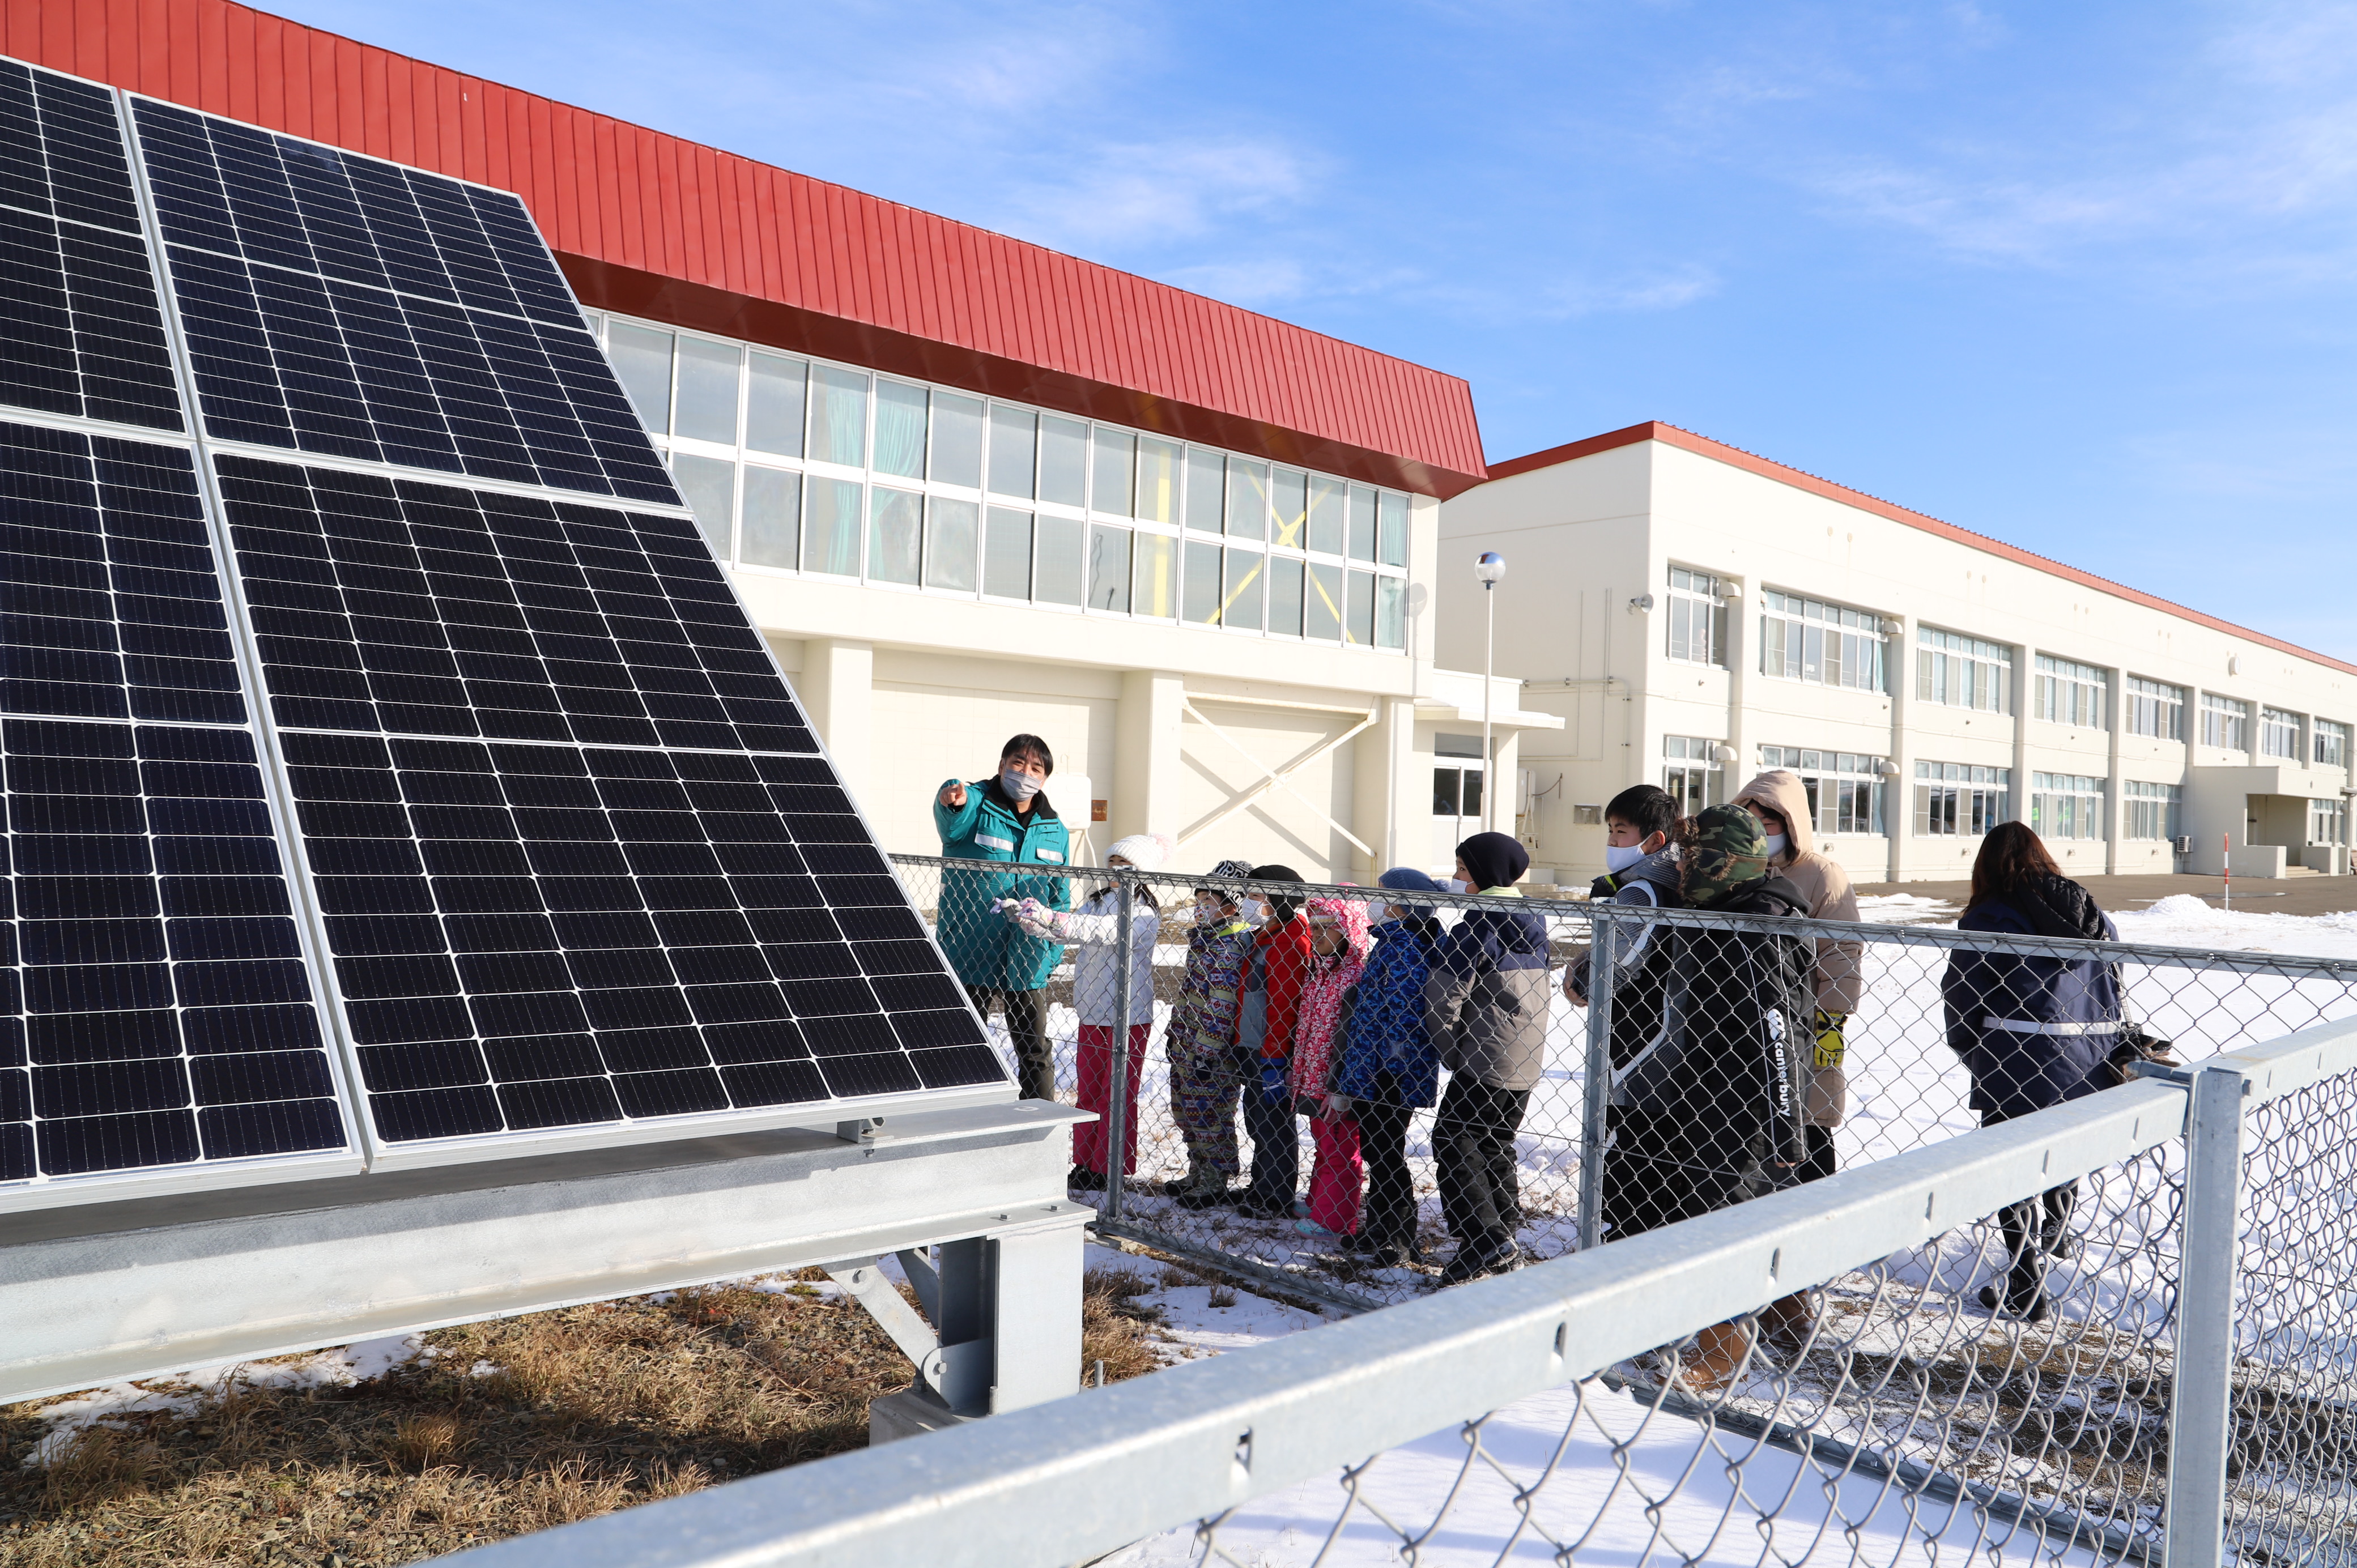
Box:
[287,0,2357,659]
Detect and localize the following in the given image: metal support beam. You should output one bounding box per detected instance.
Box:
[2165,1063,2249,1568]
[0,1101,1087,1407]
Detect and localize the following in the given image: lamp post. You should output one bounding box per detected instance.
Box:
[1475,552,1507,832]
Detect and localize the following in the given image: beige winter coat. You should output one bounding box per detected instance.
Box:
[1731,770,1864,1126]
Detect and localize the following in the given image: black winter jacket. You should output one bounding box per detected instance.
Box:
[1609,874,1816,1171]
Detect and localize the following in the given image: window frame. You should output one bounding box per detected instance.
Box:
[589,309,1413,645]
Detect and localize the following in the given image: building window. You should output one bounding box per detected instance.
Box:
[1914,761,2010,837]
[1917,627,2013,713]
[2125,677,2185,740]
[1662,735,1722,815]
[1759,747,1888,836]
[2201,694,2250,752]
[1762,591,1887,692]
[2125,781,2181,841]
[2260,708,2303,760]
[2312,798,2349,845]
[1433,735,1483,823]
[2034,656,2107,729]
[2317,719,2350,769]
[585,312,1412,649]
[1666,568,1728,667]
[2031,773,2105,841]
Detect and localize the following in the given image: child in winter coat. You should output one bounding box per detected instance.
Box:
[1155,859,1258,1207]
[1235,864,1314,1220]
[1424,832,1551,1285]
[1329,868,1444,1267]
[1009,833,1173,1192]
[1287,892,1372,1238]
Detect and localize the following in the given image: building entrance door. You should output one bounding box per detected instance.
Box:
[1433,734,1486,871]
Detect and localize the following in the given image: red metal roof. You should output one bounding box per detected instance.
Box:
[1487,421,2357,679]
[5,0,1488,498]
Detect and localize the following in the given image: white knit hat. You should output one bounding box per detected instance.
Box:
[1104,833,1173,872]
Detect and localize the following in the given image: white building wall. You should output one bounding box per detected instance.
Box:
[1443,436,2354,884]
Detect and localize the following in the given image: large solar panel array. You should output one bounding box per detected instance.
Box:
[0,58,1005,1205]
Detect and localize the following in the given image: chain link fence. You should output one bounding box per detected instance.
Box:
[888,853,2357,1312]
[444,1019,2357,1568]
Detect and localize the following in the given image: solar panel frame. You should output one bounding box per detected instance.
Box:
[0,59,1012,1198]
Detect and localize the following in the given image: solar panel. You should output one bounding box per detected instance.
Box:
[128,99,673,503]
[0,419,353,1190]
[0,60,1009,1204]
[0,61,182,432]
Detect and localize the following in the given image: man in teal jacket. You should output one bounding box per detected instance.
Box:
[934,733,1073,1101]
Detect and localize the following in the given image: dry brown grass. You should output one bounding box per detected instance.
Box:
[0,1266,1169,1566]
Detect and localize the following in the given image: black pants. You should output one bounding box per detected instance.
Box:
[968,985,1053,1102]
[1798,1123,1837,1184]
[1433,1077,1529,1247]
[1981,1106,2078,1302]
[1241,1075,1300,1208]
[1354,1095,1419,1248]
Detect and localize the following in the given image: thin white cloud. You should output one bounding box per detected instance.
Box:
[1001,137,1314,252]
[1546,263,1723,316]
[1789,2,2357,275]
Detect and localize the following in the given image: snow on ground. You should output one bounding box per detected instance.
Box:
[1092,1242,2116,1567]
[21,1335,431,1465]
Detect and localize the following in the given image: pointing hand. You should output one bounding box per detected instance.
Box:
[939,780,968,808]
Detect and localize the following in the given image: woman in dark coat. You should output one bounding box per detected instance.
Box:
[1941,823,2122,1322]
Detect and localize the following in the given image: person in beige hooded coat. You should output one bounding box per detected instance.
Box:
[1729,770,1865,1185]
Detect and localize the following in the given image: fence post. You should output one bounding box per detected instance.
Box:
[2165,1062,2249,1568]
[1105,870,1134,1221]
[1576,913,1617,1251]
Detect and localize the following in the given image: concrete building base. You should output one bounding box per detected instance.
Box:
[870,1387,980,1445]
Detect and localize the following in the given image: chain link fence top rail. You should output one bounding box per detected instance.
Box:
[439,1017,2357,1568]
[887,853,2357,1313]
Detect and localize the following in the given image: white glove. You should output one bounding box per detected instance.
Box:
[1006,897,1063,939]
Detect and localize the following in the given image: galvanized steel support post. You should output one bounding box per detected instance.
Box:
[1577,914,1618,1251]
[2165,1062,2249,1568]
[1108,872,1134,1220]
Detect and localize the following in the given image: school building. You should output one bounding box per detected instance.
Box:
[1439,423,2356,887]
[13,0,1561,882]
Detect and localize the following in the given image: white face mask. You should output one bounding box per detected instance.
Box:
[1237,897,1269,925]
[1194,898,1226,925]
[1603,843,1646,874]
[1437,878,1468,896]
[999,768,1043,801]
[1763,833,1789,860]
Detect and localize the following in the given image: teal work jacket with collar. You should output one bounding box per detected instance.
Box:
[933,777,1073,991]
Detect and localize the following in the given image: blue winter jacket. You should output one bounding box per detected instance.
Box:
[1941,892,2121,1122]
[932,778,1072,991]
[1332,919,1439,1107]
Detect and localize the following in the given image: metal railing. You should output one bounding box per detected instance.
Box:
[441,1013,2357,1567]
[883,855,2357,1311]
